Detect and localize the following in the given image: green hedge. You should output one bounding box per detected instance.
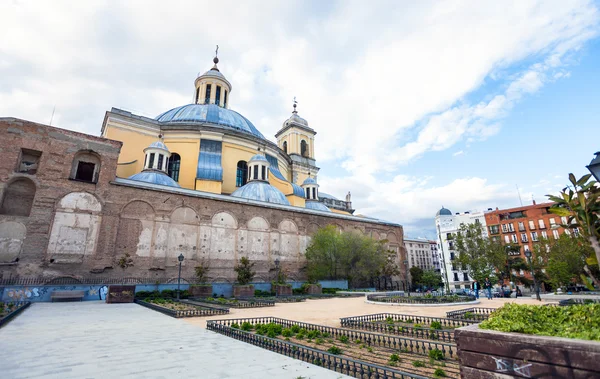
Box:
[479,303,600,341]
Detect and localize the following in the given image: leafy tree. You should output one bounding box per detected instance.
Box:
[234,256,255,285]
[547,173,600,286]
[420,269,443,289]
[409,266,424,287]
[541,234,590,290]
[454,222,505,283]
[305,225,345,281]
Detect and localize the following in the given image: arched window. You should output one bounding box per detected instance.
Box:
[168,153,181,182]
[236,160,248,187]
[70,150,101,183]
[301,140,308,157]
[283,141,287,154]
[0,178,36,216]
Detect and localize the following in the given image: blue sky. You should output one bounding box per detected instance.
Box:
[1,1,599,239]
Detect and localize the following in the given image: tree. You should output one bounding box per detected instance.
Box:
[194,260,210,283]
[409,266,424,287]
[305,225,345,281]
[420,269,443,289]
[541,234,590,290]
[547,173,600,287]
[454,222,505,283]
[234,256,255,285]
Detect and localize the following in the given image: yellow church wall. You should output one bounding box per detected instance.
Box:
[221,142,258,194]
[331,208,351,215]
[287,195,305,207]
[163,139,200,190]
[296,172,310,187]
[195,179,222,194]
[103,126,156,176]
[116,163,138,178]
[268,175,294,196]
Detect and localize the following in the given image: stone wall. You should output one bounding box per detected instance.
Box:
[0,118,406,284]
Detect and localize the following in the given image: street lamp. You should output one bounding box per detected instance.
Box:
[403,260,409,296]
[587,151,600,182]
[524,250,541,301]
[177,253,184,300]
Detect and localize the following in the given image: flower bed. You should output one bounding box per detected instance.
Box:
[0,302,31,328]
[191,297,275,308]
[341,313,478,331]
[339,315,457,343]
[135,298,229,318]
[367,293,476,306]
[208,317,459,378]
[445,307,496,321]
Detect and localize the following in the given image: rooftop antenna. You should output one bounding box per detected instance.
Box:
[516,184,523,206]
[49,106,56,126]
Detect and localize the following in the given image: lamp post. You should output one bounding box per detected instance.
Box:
[403,260,409,296]
[524,250,541,301]
[177,253,184,300]
[437,223,451,295]
[587,151,600,181]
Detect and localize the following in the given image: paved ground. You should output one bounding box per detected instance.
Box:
[185,295,552,328]
[0,302,349,379]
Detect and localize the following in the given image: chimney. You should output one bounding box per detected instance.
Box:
[533,200,536,205]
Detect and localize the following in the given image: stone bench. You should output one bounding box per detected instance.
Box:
[51,290,85,302]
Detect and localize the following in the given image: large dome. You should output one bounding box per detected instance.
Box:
[156,104,265,140]
[231,181,290,205]
[305,200,331,212]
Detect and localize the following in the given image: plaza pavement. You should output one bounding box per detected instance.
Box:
[0,301,350,379]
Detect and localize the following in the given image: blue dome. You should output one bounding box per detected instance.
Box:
[249,154,268,163]
[128,171,181,188]
[156,104,265,140]
[147,141,169,151]
[231,181,290,205]
[305,200,331,212]
[302,177,317,185]
[437,207,452,216]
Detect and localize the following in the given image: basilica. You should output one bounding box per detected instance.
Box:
[0,54,405,283]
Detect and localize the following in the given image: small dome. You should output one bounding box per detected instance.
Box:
[128,171,181,188]
[249,154,269,163]
[156,104,265,140]
[231,181,290,205]
[436,207,452,216]
[146,141,169,152]
[302,177,317,186]
[283,112,309,128]
[305,200,331,212]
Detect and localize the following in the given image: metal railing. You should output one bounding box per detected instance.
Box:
[209,317,457,358]
[445,307,497,320]
[340,313,477,329]
[207,319,428,379]
[0,301,31,328]
[135,299,229,318]
[188,297,275,308]
[558,298,600,306]
[367,293,476,304]
[338,318,455,343]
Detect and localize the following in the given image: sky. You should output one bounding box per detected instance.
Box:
[1,0,600,239]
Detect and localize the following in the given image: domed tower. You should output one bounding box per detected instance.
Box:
[194,47,232,108]
[127,139,180,187]
[302,176,330,212]
[275,100,319,185]
[231,153,290,205]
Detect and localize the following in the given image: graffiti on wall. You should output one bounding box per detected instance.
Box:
[5,287,48,301]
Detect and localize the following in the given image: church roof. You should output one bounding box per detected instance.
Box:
[231,181,290,205]
[127,171,181,188]
[155,104,265,140]
[436,207,452,216]
[249,154,269,163]
[146,141,169,152]
[305,200,331,212]
[302,177,317,185]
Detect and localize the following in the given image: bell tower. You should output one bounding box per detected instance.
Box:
[275,99,319,185]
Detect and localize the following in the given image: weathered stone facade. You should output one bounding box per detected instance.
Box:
[0,118,406,283]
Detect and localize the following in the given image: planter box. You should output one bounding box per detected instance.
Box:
[189,285,213,298]
[305,284,322,295]
[274,284,292,296]
[233,284,254,298]
[455,323,600,378]
[106,285,136,303]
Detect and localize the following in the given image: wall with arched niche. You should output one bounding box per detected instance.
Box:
[278,219,299,262]
[208,211,237,264]
[47,192,102,264]
[246,216,270,261]
[166,207,199,263]
[116,200,155,260]
[0,221,27,263]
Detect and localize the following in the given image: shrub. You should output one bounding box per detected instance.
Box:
[231,323,240,329]
[338,335,349,344]
[413,323,422,328]
[429,349,444,361]
[429,332,439,340]
[386,316,394,323]
[434,368,447,378]
[267,330,277,338]
[161,289,175,298]
[406,318,414,323]
[315,338,324,344]
[464,311,474,319]
[367,347,373,353]
[296,331,306,340]
[265,323,283,336]
[327,346,342,355]
[412,360,426,367]
[291,325,301,334]
[307,330,321,339]
[194,262,209,283]
[234,256,255,285]
[282,328,293,337]
[430,321,442,330]
[322,331,330,338]
[355,339,361,344]
[389,354,400,362]
[241,322,253,331]
[480,303,600,341]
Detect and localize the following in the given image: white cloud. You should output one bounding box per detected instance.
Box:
[452,151,464,157]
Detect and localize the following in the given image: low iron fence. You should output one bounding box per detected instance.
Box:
[340,313,478,330]
[0,301,31,328]
[0,276,206,286]
[558,298,600,306]
[209,317,457,358]
[135,299,229,318]
[207,319,428,379]
[367,294,476,304]
[188,297,275,308]
[445,307,497,320]
[338,318,455,343]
